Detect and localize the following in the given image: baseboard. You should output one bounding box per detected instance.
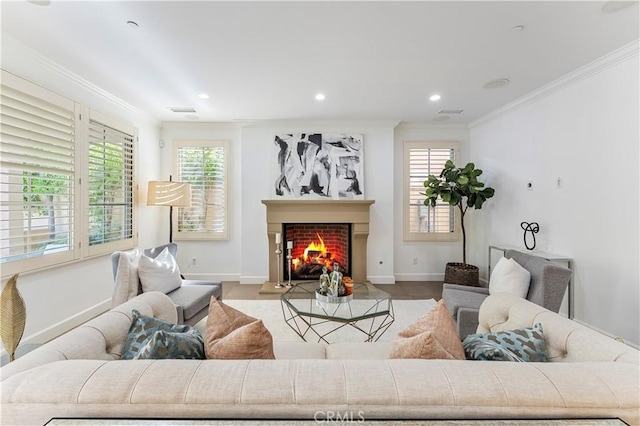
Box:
[185,273,241,282]
[239,276,269,284]
[367,275,396,284]
[394,273,444,281]
[1,298,111,357]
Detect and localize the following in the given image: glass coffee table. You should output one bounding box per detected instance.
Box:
[280,281,394,343]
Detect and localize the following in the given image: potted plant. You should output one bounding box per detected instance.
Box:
[422,161,495,286]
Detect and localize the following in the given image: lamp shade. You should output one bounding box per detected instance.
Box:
[147,181,191,207]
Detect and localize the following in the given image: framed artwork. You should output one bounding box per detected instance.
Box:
[273,133,364,199]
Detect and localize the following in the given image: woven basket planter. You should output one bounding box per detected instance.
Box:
[444,262,479,286]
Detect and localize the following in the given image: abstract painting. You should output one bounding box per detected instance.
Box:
[273,133,364,199]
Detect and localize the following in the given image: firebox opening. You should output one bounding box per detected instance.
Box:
[283,223,351,280]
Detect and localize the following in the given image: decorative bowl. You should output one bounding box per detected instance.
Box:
[315,288,353,304]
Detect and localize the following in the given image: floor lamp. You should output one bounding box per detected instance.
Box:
[147,179,192,243]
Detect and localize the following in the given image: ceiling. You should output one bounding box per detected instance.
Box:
[1,1,638,124]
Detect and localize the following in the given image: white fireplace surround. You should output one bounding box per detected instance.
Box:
[262,200,375,283]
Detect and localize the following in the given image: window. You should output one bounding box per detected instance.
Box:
[173,140,229,240]
[403,141,460,241]
[1,70,79,275]
[85,109,136,256]
[0,70,137,275]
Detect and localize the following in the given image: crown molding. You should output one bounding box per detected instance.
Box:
[233,119,402,129]
[470,39,640,128]
[1,35,159,126]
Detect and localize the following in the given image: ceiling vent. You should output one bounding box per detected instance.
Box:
[438,109,464,114]
[168,107,196,113]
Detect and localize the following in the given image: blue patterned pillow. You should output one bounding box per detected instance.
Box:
[121,310,204,360]
[462,323,548,362]
[135,329,204,360]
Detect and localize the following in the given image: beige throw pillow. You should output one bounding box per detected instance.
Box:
[205,298,275,359]
[390,299,465,360]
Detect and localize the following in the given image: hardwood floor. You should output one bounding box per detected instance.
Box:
[222,281,443,301]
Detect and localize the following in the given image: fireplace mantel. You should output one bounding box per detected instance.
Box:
[262,200,374,283]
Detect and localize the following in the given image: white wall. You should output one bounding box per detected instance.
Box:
[467,46,639,345]
[393,124,470,281]
[1,38,163,347]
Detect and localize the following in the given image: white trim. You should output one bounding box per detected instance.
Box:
[183,272,240,282]
[395,273,445,281]
[471,39,640,128]
[367,275,396,284]
[2,35,158,126]
[239,275,269,284]
[233,119,402,129]
[1,298,111,353]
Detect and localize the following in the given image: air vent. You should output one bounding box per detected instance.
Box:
[438,109,464,114]
[168,107,197,113]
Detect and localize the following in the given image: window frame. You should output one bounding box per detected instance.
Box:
[83,108,138,258]
[1,70,81,276]
[0,70,138,277]
[403,140,461,242]
[172,139,229,241]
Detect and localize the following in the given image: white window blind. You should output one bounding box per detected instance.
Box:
[403,141,459,241]
[174,140,228,240]
[0,70,78,274]
[87,113,135,253]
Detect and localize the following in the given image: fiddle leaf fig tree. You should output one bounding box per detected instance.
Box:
[423,161,495,265]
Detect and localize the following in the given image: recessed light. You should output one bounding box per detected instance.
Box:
[315,93,326,101]
[510,25,525,32]
[126,21,139,29]
[27,0,51,5]
[198,93,210,99]
[429,94,441,102]
[433,115,450,121]
[483,78,510,89]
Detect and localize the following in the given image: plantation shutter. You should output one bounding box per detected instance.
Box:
[87,111,136,253]
[174,140,228,240]
[0,70,78,274]
[404,141,459,241]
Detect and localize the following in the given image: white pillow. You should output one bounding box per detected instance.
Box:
[489,257,531,298]
[111,248,141,308]
[138,247,183,294]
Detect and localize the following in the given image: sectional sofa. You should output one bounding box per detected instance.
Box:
[1,291,638,425]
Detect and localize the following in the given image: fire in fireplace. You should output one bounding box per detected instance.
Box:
[284,223,351,280]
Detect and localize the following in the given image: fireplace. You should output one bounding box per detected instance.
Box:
[262,200,374,283]
[284,223,351,280]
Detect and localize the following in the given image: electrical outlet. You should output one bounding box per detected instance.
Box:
[412,257,418,265]
[191,257,197,265]
[556,177,563,189]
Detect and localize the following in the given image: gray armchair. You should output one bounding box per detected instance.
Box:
[111,243,222,326]
[442,249,572,340]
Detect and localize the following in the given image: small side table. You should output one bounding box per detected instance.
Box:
[488,245,574,319]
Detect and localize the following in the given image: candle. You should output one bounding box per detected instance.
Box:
[287,241,293,249]
[275,233,281,244]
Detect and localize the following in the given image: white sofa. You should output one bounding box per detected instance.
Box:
[1,291,638,425]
